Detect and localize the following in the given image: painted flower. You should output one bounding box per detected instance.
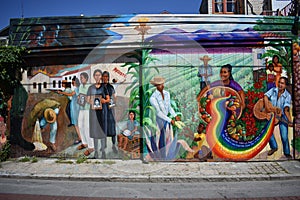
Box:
[254,82,263,89]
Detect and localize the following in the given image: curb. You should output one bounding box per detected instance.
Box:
[1,173,300,182]
[1,159,299,183]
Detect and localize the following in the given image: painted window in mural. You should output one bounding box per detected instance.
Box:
[6,14,299,161]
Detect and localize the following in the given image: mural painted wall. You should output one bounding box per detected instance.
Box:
[6,14,300,161]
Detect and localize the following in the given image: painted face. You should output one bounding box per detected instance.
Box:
[278,78,287,91]
[94,99,100,106]
[273,56,279,63]
[80,75,87,84]
[220,68,230,82]
[156,83,164,92]
[129,112,135,120]
[197,124,204,133]
[94,72,102,83]
[102,73,109,83]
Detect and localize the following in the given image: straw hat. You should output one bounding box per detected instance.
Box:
[200,55,212,61]
[150,76,165,85]
[43,108,57,123]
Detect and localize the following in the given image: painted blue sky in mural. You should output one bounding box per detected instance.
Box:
[0,0,202,29]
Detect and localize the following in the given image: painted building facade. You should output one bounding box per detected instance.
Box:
[7,14,300,161]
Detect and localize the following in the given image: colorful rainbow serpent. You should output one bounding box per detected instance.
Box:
[205,96,275,161]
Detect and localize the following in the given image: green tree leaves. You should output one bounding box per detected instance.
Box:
[0,46,29,114]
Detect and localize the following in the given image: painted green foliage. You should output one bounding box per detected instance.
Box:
[121,47,159,131]
[121,47,189,160]
[254,16,296,79]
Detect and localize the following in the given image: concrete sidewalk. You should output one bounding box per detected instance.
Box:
[0,158,300,182]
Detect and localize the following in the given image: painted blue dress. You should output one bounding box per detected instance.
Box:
[105,83,116,137]
[70,87,80,125]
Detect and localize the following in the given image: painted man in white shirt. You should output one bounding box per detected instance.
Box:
[149,76,181,134]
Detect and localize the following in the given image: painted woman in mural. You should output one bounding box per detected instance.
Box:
[122,110,139,140]
[102,71,118,154]
[198,64,245,114]
[119,110,139,151]
[87,69,110,159]
[265,62,276,90]
[70,77,81,144]
[197,64,277,161]
[210,64,245,110]
[271,55,283,88]
[76,72,93,155]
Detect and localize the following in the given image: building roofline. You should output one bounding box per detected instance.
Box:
[0,26,9,37]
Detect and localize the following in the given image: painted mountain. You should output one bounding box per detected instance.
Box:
[145,28,264,53]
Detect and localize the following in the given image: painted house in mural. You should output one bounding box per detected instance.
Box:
[7,13,300,162]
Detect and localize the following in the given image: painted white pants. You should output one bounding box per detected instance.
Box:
[78,110,94,148]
